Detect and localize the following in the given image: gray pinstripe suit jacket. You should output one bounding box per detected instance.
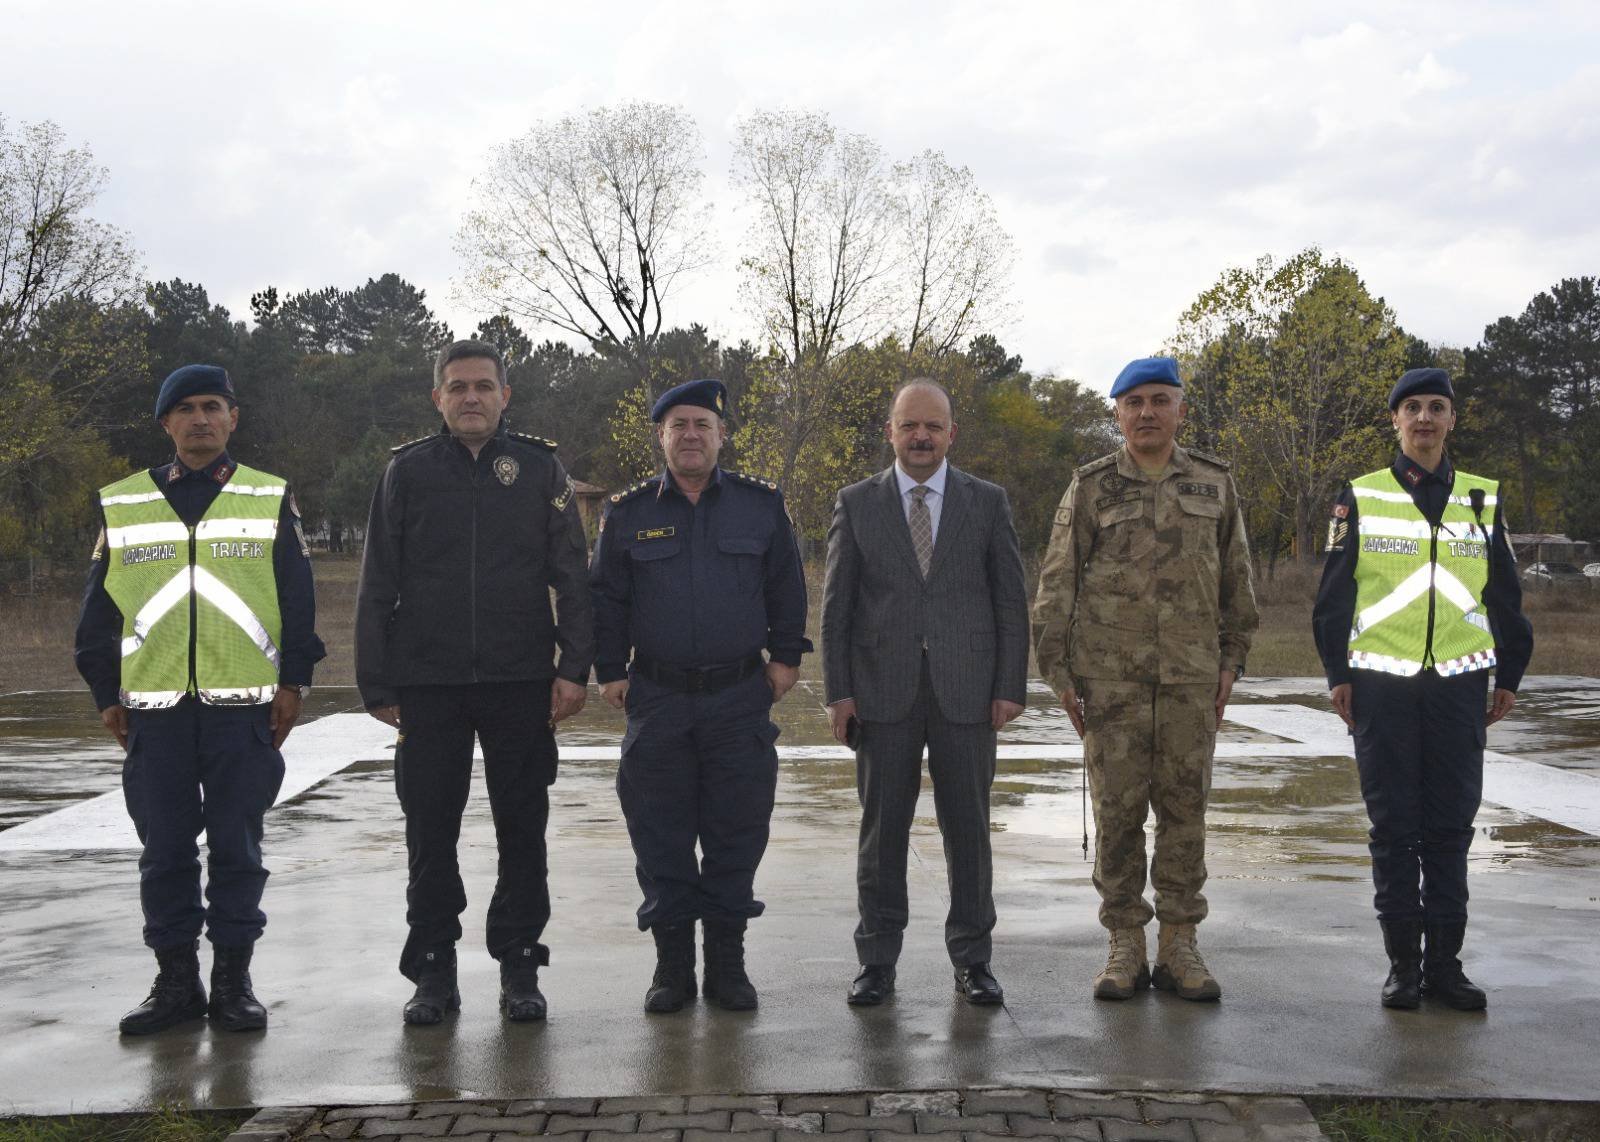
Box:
[822,464,1030,725]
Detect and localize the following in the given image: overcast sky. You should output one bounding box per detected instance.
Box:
[4,0,1597,393]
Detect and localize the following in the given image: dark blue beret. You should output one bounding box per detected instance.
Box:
[155,364,236,420]
[1388,367,1455,410]
[1110,356,1182,399]
[651,378,728,423]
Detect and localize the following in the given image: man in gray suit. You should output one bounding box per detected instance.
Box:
[822,380,1030,1006]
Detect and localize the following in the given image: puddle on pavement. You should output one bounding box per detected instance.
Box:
[5,682,1597,879]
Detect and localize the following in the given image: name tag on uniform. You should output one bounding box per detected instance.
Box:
[1177,482,1218,498]
[636,527,676,541]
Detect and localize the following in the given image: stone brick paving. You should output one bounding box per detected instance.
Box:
[224,1089,1327,1142]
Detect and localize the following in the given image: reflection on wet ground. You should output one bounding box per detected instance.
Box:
[2,677,1599,1112]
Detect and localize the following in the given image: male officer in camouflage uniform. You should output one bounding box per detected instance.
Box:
[1032,356,1257,1002]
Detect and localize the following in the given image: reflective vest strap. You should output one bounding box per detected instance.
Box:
[120,568,193,656]
[1348,649,1425,675]
[193,567,281,667]
[1353,563,1434,636]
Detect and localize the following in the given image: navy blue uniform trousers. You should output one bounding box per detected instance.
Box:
[617,671,780,931]
[395,682,555,981]
[1351,669,1488,923]
[123,699,285,950]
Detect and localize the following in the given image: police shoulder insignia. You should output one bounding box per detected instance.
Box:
[1074,452,1118,479]
[728,470,779,492]
[494,455,520,486]
[552,474,576,511]
[390,434,433,455]
[1187,448,1232,470]
[509,431,557,450]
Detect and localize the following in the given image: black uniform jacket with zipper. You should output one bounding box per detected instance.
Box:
[355,419,594,709]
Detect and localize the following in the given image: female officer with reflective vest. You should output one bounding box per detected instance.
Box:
[1313,367,1532,1012]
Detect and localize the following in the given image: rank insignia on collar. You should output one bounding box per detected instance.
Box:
[636,526,676,540]
[166,462,183,483]
[494,455,520,486]
[212,462,234,484]
[1403,467,1422,486]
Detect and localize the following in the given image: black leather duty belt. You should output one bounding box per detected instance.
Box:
[631,655,765,694]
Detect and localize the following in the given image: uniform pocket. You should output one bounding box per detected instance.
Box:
[718,536,767,593]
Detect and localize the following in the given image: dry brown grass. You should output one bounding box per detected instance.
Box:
[6,553,1598,698]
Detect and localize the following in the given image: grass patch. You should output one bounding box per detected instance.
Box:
[1308,1096,1600,1142]
[0,1105,249,1142]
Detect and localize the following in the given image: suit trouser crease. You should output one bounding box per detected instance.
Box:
[617,672,778,931]
[123,700,285,949]
[1083,679,1214,930]
[1351,669,1486,923]
[395,683,554,980]
[854,657,997,967]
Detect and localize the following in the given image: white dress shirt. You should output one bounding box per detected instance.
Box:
[894,459,948,545]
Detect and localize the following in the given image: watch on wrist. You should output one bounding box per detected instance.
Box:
[279,684,311,699]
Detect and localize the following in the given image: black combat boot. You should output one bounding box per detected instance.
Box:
[119,940,207,1035]
[702,918,757,1011]
[644,924,696,1014]
[403,946,460,1025]
[1378,919,1423,1010]
[500,942,547,1022]
[209,944,268,1031]
[1422,921,1487,1011]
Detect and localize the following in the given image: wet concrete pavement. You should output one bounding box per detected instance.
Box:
[0,679,1597,1116]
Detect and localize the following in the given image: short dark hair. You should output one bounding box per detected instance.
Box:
[433,340,506,390]
[888,378,955,422]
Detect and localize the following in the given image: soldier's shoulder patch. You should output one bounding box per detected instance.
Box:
[1331,502,1349,520]
[390,434,434,455]
[508,431,558,450]
[608,478,658,506]
[1073,452,1118,479]
[91,526,107,563]
[1327,518,1349,551]
[1186,448,1232,471]
[727,470,780,493]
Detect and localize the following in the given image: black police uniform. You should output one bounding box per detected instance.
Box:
[589,466,812,932]
[74,452,325,950]
[1313,450,1533,925]
[355,421,594,981]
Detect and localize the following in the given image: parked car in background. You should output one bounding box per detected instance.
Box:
[1523,561,1589,588]
[1584,563,1600,580]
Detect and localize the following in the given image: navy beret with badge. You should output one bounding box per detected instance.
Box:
[155,364,236,420]
[651,378,728,423]
[1109,356,1182,399]
[1387,367,1455,411]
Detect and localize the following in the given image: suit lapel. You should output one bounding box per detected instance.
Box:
[874,467,923,580]
[927,466,971,583]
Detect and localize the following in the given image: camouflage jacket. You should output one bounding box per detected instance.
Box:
[1032,443,1259,689]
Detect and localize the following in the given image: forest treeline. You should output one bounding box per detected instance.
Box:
[2,108,1596,583]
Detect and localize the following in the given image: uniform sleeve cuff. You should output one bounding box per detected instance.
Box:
[91,682,123,712]
[767,650,803,668]
[595,663,628,685]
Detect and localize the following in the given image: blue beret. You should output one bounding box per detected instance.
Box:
[155,364,236,420]
[1110,356,1182,399]
[651,378,728,423]
[1388,367,1455,410]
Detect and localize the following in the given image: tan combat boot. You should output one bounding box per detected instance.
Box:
[1092,927,1150,1000]
[1153,923,1221,1001]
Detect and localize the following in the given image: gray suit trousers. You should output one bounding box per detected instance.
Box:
[854,657,998,967]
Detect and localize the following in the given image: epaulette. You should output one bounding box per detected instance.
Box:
[390,434,434,455]
[726,470,780,493]
[1186,448,1232,471]
[508,431,558,450]
[607,477,659,505]
[1073,453,1118,479]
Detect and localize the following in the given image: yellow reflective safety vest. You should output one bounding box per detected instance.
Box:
[99,464,285,708]
[1347,466,1498,677]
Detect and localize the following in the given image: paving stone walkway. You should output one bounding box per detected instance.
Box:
[226,1090,1328,1142]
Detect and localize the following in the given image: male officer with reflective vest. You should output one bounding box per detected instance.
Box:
[1313,367,1532,1011]
[589,378,812,1014]
[74,364,324,1035]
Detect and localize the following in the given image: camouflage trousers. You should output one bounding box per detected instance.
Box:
[1080,679,1217,930]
